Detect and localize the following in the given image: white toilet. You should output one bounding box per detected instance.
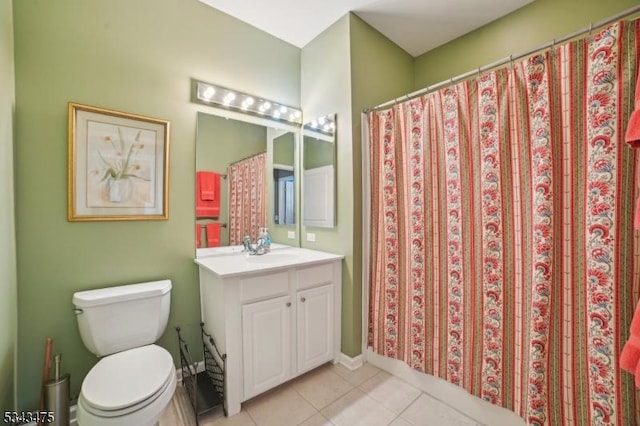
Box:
[72,280,176,426]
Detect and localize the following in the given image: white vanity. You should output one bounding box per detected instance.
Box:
[195,246,343,416]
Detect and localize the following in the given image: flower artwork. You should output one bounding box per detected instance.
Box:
[87,122,156,206]
[68,103,169,221]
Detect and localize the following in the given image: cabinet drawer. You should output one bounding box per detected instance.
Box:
[296,263,333,290]
[240,272,289,303]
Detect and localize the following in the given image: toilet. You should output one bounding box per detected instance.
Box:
[72,280,176,426]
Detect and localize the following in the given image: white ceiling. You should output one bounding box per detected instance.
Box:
[199,0,534,57]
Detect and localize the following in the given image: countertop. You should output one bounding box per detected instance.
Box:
[194,246,344,278]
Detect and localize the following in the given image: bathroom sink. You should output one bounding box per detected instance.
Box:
[245,252,298,264]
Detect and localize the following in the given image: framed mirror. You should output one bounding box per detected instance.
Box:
[195,110,300,255]
[302,114,336,228]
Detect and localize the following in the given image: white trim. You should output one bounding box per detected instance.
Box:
[361,112,371,355]
[338,352,364,371]
[176,361,205,384]
[366,349,526,426]
[273,163,294,171]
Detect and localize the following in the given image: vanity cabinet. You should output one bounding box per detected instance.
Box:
[242,294,292,399]
[195,248,342,416]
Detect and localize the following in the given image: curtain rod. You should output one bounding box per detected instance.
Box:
[365,4,640,113]
[228,151,267,167]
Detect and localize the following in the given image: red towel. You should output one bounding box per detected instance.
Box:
[196,171,221,218]
[198,171,217,201]
[621,298,640,387]
[195,224,203,248]
[206,223,221,247]
[626,69,640,228]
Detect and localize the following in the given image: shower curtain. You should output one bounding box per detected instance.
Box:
[227,152,267,245]
[367,20,640,425]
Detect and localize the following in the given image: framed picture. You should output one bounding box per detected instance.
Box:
[68,103,170,221]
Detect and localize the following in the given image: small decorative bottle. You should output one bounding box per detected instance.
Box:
[262,227,271,253]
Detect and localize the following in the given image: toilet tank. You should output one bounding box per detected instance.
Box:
[73,280,172,356]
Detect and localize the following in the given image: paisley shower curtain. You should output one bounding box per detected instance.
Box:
[368,20,640,425]
[227,152,267,245]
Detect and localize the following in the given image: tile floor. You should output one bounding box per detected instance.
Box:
[159,363,484,426]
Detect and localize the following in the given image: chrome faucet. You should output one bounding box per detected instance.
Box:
[243,234,266,255]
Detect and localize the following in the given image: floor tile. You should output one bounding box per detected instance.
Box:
[359,371,421,414]
[200,410,257,426]
[292,365,354,409]
[328,362,381,386]
[297,413,334,426]
[321,388,397,426]
[389,418,413,426]
[400,393,477,426]
[243,386,317,426]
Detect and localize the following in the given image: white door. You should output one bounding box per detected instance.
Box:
[296,284,334,374]
[242,295,292,399]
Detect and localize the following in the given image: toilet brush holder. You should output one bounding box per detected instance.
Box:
[43,374,70,426]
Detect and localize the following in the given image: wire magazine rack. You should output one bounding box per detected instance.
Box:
[176,323,226,424]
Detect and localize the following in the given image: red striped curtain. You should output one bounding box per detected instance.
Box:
[227,152,267,245]
[368,20,640,425]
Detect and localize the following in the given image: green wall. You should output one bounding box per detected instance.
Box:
[303,137,334,169]
[348,14,414,355]
[301,15,358,355]
[273,132,295,167]
[196,113,267,246]
[13,0,300,411]
[300,13,413,356]
[414,0,639,88]
[0,0,16,412]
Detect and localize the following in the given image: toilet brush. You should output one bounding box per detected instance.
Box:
[44,353,70,426]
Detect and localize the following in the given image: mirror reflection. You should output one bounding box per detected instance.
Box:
[195,112,300,251]
[272,131,295,225]
[302,114,336,228]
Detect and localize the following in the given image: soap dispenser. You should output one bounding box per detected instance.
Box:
[263,227,271,252]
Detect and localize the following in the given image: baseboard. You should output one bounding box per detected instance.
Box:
[338,352,364,371]
[176,361,205,384]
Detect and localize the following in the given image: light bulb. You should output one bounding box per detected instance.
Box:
[319,117,326,125]
[245,97,255,106]
[263,101,272,110]
[279,106,287,114]
[202,86,215,100]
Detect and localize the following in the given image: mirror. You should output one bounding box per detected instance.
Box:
[302,114,336,228]
[195,111,300,252]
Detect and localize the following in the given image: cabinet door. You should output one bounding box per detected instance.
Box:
[297,284,334,374]
[242,295,292,399]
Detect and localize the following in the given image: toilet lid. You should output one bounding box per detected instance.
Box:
[82,345,174,411]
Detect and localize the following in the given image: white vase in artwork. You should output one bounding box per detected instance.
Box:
[106,177,133,203]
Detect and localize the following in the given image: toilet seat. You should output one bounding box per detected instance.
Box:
[80,344,174,416]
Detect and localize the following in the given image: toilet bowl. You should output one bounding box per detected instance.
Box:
[73,280,175,426]
[76,345,176,426]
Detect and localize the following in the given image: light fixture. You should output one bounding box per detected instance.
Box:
[303,114,336,137]
[194,80,302,125]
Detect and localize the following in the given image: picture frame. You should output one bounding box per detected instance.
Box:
[68,102,170,221]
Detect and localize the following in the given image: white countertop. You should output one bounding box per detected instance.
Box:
[194,246,344,278]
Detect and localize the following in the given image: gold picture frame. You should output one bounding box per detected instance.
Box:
[68,102,170,221]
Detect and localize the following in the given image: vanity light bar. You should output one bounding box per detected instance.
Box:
[303,114,336,136]
[195,80,302,125]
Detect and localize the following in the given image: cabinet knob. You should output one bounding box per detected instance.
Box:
[286,302,291,307]
[301,297,306,302]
